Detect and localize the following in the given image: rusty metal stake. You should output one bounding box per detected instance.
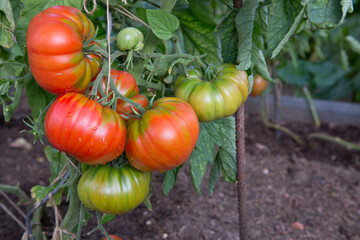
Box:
[236,104,246,240]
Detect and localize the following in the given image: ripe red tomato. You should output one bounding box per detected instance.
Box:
[78,165,150,215]
[104,235,123,240]
[26,6,101,95]
[126,97,199,172]
[250,75,268,96]
[45,93,126,165]
[92,69,148,121]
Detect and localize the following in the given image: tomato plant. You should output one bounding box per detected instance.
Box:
[0,0,354,239]
[250,75,268,97]
[26,6,101,95]
[116,27,144,51]
[175,64,249,122]
[92,69,148,121]
[126,97,199,172]
[78,165,150,215]
[45,93,126,164]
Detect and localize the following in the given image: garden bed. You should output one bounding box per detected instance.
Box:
[1,104,359,240]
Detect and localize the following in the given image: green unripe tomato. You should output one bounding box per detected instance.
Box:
[77,165,150,215]
[175,63,249,122]
[116,27,144,51]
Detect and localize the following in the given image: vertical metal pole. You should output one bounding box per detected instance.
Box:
[236,105,246,240]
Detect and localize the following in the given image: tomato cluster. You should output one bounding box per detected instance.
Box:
[26,6,200,215]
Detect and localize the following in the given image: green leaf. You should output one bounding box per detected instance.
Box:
[144,184,152,211]
[189,116,237,194]
[268,0,306,58]
[163,165,183,196]
[31,185,62,206]
[215,10,238,64]
[44,146,67,183]
[252,6,273,82]
[175,9,221,64]
[277,60,311,87]
[14,0,82,50]
[0,0,15,48]
[340,49,349,72]
[26,78,55,120]
[101,214,116,224]
[340,0,353,23]
[188,0,216,28]
[345,35,360,54]
[307,0,342,29]
[235,0,259,70]
[216,117,236,182]
[0,79,10,95]
[43,0,82,10]
[146,9,179,40]
[208,157,221,196]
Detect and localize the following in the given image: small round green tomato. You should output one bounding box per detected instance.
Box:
[116,27,144,51]
[77,165,150,215]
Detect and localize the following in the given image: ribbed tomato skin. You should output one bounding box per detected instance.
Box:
[175,63,249,122]
[126,97,199,172]
[77,165,150,215]
[44,93,126,164]
[26,6,101,95]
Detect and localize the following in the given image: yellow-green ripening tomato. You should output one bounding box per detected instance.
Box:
[174,63,249,122]
[77,165,150,215]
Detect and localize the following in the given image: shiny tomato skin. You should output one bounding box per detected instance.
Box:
[44,93,126,165]
[77,165,150,215]
[175,63,249,122]
[26,6,101,95]
[250,75,268,97]
[126,97,199,172]
[116,27,144,51]
[93,69,148,121]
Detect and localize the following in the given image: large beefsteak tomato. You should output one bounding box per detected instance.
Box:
[45,93,126,164]
[27,6,101,95]
[126,97,199,172]
[174,63,249,122]
[77,165,150,215]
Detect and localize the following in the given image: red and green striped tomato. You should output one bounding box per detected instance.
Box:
[126,97,199,172]
[77,165,150,215]
[91,69,148,121]
[44,93,126,165]
[174,63,249,122]
[26,6,101,95]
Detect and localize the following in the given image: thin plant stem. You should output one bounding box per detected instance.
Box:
[0,190,26,218]
[260,94,303,145]
[106,0,112,96]
[302,86,321,128]
[0,203,27,230]
[309,133,360,151]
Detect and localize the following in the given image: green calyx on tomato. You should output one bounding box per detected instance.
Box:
[116,27,144,51]
[174,63,249,122]
[126,97,199,172]
[26,6,101,95]
[45,93,126,165]
[77,164,150,215]
[90,69,148,121]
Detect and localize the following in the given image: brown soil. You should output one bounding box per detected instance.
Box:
[0,106,359,240]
